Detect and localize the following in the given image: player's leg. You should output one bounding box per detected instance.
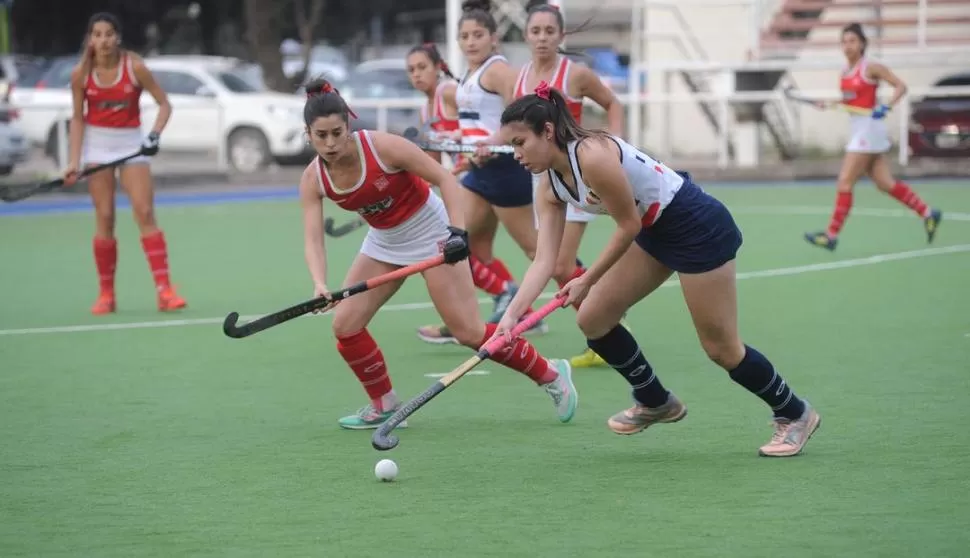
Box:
[868,155,942,242]
[576,243,687,434]
[804,152,869,250]
[119,162,186,311]
[422,261,578,422]
[332,253,408,429]
[678,260,820,457]
[557,212,607,369]
[88,168,119,315]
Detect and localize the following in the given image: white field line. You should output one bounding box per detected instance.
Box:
[1,243,968,337]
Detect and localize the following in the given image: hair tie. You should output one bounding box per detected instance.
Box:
[549,4,560,10]
[306,84,359,119]
[534,80,551,100]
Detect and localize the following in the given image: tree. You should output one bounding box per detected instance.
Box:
[243,0,324,92]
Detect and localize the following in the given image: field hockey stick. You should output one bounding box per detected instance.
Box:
[0,148,147,203]
[223,253,447,339]
[371,295,567,451]
[323,216,365,238]
[782,86,872,116]
[402,126,514,154]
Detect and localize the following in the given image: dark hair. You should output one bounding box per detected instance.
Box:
[407,43,456,80]
[524,2,593,57]
[87,12,122,37]
[501,83,598,148]
[460,0,497,34]
[79,12,123,75]
[303,78,356,126]
[842,22,868,54]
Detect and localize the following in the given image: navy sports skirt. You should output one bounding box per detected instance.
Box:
[461,153,533,208]
[634,173,743,274]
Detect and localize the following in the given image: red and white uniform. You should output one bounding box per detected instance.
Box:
[548,135,683,227]
[515,56,595,224]
[82,53,148,165]
[420,80,465,170]
[420,81,460,142]
[840,57,890,153]
[314,130,450,266]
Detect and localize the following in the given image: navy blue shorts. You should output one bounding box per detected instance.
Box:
[461,153,533,208]
[634,173,743,274]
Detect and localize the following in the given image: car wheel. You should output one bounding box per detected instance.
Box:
[227,128,271,173]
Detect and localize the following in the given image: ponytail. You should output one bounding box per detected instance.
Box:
[500,80,597,148]
[408,42,456,80]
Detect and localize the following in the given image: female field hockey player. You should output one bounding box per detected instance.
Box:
[298,79,576,429]
[514,2,625,368]
[65,12,186,315]
[804,23,942,251]
[406,42,519,322]
[416,0,585,343]
[494,83,820,457]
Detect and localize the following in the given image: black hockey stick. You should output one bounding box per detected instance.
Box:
[0,148,147,203]
[323,216,365,238]
[223,253,448,339]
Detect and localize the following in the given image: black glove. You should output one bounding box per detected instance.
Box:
[441,226,470,264]
[141,131,160,156]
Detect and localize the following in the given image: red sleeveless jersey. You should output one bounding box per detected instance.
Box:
[840,58,878,110]
[420,81,460,137]
[514,56,583,123]
[84,53,142,128]
[316,131,431,229]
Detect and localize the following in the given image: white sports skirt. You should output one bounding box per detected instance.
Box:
[846,115,891,153]
[82,125,148,166]
[531,173,595,229]
[360,192,451,266]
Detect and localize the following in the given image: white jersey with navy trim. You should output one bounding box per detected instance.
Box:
[547,135,684,227]
[455,54,507,145]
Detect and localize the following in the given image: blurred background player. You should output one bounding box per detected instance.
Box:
[406,42,519,327]
[804,23,943,251]
[298,79,576,430]
[514,1,625,368]
[65,12,185,315]
[495,83,820,458]
[416,0,553,344]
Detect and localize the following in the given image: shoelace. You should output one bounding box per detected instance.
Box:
[356,404,379,419]
[544,380,564,405]
[770,419,792,443]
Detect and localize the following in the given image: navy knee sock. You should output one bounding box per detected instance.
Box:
[728,345,805,420]
[587,324,670,407]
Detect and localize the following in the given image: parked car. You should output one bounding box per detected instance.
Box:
[908,72,970,159]
[0,102,29,175]
[10,55,309,173]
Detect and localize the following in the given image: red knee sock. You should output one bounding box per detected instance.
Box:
[480,323,557,385]
[888,181,930,218]
[93,237,117,294]
[336,329,396,411]
[556,266,586,310]
[469,255,507,296]
[486,258,515,284]
[141,231,172,290]
[827,192,853,238]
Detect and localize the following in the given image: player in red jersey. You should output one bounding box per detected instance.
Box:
[298,78,576,429]
[514,2,626,368]
[804,23,942,251]
[407,42,521,330]
[64,12,186,315]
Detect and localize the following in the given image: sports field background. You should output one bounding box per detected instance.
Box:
[1,180,969,557]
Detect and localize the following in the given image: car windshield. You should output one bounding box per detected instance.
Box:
[211,70,262,93]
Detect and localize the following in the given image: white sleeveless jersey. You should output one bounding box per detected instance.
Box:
[455,54,508,144]
[548,135,684,227]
